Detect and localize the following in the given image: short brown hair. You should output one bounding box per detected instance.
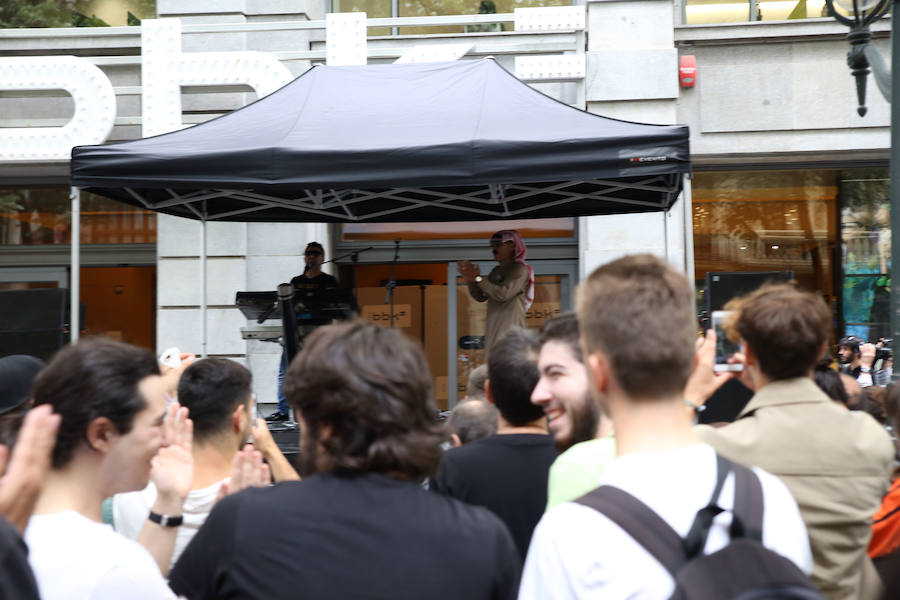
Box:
[283,320,444,480]
[539,312,582,363]
[733,284,830,381]
[576,254,696,399]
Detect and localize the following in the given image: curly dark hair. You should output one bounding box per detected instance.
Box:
[283,320,445,480]
[32,337,159,469]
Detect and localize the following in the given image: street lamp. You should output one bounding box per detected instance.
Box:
[825,0,899,380]
[825,0,892,116]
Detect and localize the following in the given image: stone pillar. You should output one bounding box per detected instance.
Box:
[151,2,328,408]
[579,0,688,279]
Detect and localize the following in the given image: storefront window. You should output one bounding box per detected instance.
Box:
[693,169,837,299]
[693,167,891,342]
[332,0,567,34]
[840,169,890,340]
[682,0,859,25]
[0,187,156,245]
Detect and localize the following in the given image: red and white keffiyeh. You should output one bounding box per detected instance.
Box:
[492,230,535,310]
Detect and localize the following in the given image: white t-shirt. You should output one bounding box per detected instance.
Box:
[113,480,224,572]
[519,443,812,600]
[25,511,176,600]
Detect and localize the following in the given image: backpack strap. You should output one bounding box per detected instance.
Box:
[729,460,764,542]
[575,485,684,577]
[682,453,731,558]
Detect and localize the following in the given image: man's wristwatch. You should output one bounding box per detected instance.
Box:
[861,367,872,373]
[474,275,483,283]
[148,511,183,527]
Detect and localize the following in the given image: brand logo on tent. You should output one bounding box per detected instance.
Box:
[629,156,668,163]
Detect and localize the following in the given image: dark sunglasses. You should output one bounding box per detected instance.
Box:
[305,250,323,256]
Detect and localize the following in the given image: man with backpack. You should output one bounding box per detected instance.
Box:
[519,255,814,599]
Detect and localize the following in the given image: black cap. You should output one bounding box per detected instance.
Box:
[838,335,864,351]
[0,355,45,416]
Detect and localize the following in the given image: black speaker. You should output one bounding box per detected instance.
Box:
[704,271,794,320]
[0,289,75,361]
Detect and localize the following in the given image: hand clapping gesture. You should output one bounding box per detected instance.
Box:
[457,260,481,283]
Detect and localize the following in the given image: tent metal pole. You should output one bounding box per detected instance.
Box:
[663,207,669,263]
[447,263,458,409]
[201,216,208,358]
[682,175,695,289]
[575,29,587,109]
[70,187,80,344]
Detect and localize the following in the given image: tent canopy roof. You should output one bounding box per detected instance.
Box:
[70,58,690,223]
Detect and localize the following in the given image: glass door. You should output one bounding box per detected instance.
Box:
[447,260,576,407]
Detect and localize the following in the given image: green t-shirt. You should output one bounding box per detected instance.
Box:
[545,437,617,511]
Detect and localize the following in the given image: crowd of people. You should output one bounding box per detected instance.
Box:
[0,253,899,598]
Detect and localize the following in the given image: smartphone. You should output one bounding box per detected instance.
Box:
[712,311,743,372]
[159,346,182,369]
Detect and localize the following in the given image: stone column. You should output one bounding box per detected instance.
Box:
[152,1,328,409]
[579,0,688,279]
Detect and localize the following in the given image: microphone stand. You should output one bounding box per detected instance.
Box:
[277,283,301,364]
[384,239,400,329]
[324,246,373,309]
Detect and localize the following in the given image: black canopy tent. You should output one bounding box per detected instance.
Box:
[68,57,691,361]
[70,58,690,223]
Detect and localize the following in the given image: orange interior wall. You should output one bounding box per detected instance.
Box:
[351,263,449,287]
[80,266,155,351]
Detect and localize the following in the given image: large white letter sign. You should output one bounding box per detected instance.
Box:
[326,13,367,66]
[142,19,293,137]
[0,57,115,160]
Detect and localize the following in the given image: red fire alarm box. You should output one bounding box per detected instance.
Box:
[680,55,697,88]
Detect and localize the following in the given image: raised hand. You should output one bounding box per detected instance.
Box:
[150,403,193,509]
[0,405,61,534]
[683,329,738,412]
[216,444,271,502]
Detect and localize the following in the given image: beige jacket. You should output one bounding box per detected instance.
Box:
[696,377,894,600]
[466,261,529,355]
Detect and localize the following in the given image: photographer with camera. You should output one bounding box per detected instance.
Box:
[839,336,891,388]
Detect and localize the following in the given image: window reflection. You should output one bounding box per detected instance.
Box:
[693,167,891,342]
[693,170,836,300]
[683,0,841,24]
[0,0,155,27]
[0,187,156,245]
[840,171,890,340]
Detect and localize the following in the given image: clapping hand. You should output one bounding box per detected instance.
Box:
[151,403,193,510]
[0,405,61,534]
[457,260,481,283]
[216,444,271,502]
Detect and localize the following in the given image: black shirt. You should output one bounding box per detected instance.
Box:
[169,472,520,600]
[289,272,340,325]
[432,433,557,561]
[0,516,40,600]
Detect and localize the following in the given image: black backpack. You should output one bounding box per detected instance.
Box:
[575,454,824,600]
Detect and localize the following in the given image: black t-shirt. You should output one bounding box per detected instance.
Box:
[289,272,342,325]
[169,472,520,600]
[432,433,557,561]
[0,516,40,600]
